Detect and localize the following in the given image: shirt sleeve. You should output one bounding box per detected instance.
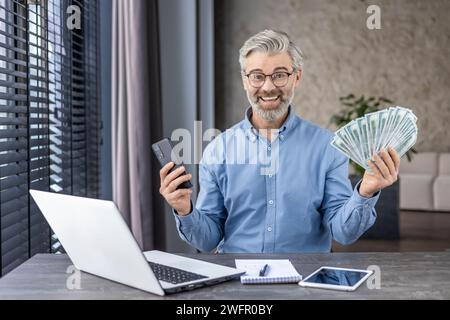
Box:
[321,148,380,245]
[172,161,227,252]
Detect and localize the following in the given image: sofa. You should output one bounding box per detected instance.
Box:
[399,152,450,211]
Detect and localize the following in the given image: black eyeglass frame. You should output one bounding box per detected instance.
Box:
[243,69,296,88]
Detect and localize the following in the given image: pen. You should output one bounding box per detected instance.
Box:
[259,264,269,277]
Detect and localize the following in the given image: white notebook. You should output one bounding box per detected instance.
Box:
[235,259,302,284]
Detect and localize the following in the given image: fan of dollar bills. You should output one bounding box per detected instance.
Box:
[331,106,418,171]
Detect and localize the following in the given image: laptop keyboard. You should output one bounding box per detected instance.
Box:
[148,261,208,284]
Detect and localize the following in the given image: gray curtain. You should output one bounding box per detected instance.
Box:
[112,0,165,250]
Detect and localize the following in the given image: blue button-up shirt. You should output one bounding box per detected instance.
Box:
[173,106,380,253]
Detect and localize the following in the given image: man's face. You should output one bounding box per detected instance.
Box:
[242,51,302,122]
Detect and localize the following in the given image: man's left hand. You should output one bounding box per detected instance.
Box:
[359,147,401,198]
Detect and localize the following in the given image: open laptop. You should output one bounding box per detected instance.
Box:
[29,190,244,296]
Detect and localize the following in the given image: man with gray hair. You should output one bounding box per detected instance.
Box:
[159,29,401,253]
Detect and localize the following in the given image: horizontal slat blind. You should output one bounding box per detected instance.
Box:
[0,0,100,276]
[85,0,100,198]
[47,0,73,253]
[48,0,72,200]
[71,0,87,197]
[28,0,51,259]
[0,0,29,275]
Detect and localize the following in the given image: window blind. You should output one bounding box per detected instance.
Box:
[0,0,101,276]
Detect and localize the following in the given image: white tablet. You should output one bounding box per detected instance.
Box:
[299,266,373,291]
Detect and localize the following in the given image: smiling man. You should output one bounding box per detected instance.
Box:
[159,30,401,253]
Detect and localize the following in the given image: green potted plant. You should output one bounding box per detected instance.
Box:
[329,94,417,240]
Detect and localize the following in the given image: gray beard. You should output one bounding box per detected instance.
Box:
[248,91,294,122]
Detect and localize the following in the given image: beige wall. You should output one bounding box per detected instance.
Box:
[214,0,450,152]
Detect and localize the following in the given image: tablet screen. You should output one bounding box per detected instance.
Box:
[303,267,369,287]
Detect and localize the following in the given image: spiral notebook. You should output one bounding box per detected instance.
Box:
[235,259,302,284]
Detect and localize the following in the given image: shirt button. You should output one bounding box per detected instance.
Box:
[364,204,369,209]
[280,134,284,140]
[268,200,274,205]
[267,146,271,151]
[267,226,272,232]
[268,174,273,178]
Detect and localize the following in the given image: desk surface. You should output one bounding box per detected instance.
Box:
[0,252,449,299]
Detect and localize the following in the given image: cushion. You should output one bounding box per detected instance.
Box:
[399,174,434,210]
[434,176,450,211]
[438,153,450,175]
[400,152,438,175]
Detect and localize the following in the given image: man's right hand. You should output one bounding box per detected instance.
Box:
[159,162,193,216]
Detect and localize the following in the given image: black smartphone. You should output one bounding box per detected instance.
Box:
[152,138,193,189]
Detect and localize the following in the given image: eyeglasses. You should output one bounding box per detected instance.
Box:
[244,70,295,88]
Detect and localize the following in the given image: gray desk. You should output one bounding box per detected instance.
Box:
[0,252,449,299]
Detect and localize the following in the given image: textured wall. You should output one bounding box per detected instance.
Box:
[214,0,450,152]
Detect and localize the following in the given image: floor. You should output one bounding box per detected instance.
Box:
[332,210,450,252]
